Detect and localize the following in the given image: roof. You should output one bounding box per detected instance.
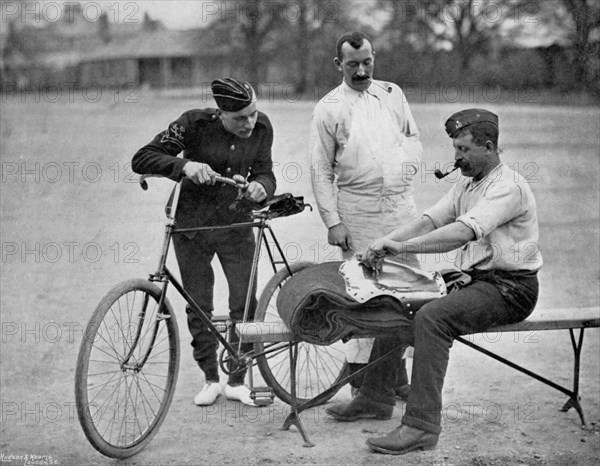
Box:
[80,29,230,62]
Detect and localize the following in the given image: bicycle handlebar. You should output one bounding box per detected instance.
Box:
[138,173,311,218]
[139,173,248,191]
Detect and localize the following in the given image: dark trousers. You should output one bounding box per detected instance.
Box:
[173,227,257,385]
[349,351,409,389]
[360,270,539,434]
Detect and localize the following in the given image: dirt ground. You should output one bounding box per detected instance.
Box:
[1,91,599,465]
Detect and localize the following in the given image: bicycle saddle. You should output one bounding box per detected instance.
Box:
[261,193,312,218]
[339,257,447,303]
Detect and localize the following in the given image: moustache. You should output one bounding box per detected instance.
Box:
[457,161,469,171]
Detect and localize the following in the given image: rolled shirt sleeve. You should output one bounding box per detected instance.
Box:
[423,165,542,271]
[456,182,523,240]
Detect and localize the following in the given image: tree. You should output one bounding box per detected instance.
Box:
[562,0,600,88]
[202,1,362,92]
[292,0,358,93]
[507,0,599,90]
[377,0,512,72]
[203,1,287,84]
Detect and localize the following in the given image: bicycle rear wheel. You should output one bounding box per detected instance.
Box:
[254,262,348,405]
[75,278,180,459]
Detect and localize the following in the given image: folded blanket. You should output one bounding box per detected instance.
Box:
[276,260,446,345]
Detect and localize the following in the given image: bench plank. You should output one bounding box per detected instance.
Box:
[480,307,600,333]
[236,322,294,343]
[237,307,600,343]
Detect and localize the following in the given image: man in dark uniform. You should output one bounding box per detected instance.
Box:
[132,78,276,406]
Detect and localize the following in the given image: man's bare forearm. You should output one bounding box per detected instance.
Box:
[386,222,475,255]
[383,216,436,243]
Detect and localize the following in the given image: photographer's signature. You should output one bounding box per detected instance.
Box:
[0,453,59,465]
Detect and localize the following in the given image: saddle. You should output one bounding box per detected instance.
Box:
[262,193,309,218]
[232,193,310,218]
[276,258,447,345]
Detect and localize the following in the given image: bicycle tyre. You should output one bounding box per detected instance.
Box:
[75,278,180,459]
[254,262,348,405]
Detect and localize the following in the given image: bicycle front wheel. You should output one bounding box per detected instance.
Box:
[75,278,180,459]
[254,262,348,405]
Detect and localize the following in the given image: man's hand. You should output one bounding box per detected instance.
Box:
[328,223,353,251]
[359,237,391,271]
[244,181,267,203]
[182,162,218,185]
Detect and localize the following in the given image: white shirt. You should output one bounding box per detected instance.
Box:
[310,80,423,228]
[424,164,543,272]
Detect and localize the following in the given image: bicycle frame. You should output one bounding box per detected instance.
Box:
[75,174,348,459]
[141,179,295,374]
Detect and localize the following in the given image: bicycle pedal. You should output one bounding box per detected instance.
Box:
[250,387,274,406]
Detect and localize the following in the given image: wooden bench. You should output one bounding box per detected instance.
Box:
[237,306,600,446]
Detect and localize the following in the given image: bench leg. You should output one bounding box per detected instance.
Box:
[281,343,314,447]
[560,329,585,425]
[456,329,588,425]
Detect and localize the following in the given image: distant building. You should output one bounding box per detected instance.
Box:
[0,2,290,91]
[78,29,242,89]
[0,2,166,89]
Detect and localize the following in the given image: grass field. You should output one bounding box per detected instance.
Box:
[0,90,598,464]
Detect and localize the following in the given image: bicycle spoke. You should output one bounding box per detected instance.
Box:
[90,344,124,365]
[76,280,179,457]
[254,263,349,405]
[132,375,153,434]
[116,298,134,357]
[87,369,126,378]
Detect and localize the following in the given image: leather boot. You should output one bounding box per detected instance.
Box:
[366,425,439,455]
[326,394,393,421]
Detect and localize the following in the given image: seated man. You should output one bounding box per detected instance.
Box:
[326,108,542,455]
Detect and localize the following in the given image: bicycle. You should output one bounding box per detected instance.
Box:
[74,174,349,459]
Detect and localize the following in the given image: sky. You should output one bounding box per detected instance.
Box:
[136,1,212,29]
[130,1,376,30]
[0,1,569,47]
[134,0,571,47]
[0,1,225,30]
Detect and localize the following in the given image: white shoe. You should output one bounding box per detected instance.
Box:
[194,382,222,406]
[224,384,257,406]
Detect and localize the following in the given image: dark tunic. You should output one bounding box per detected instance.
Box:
[132,108,276,228]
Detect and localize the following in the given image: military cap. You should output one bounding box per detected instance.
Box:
[445,108,498,138]
[211,77,255,112]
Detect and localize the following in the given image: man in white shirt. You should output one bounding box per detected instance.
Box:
[327,108,542,456]
[310,31,423,396]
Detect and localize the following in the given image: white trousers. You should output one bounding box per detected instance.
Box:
[338,190,420,363]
